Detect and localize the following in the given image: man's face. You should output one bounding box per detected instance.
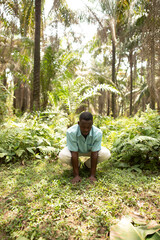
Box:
[78,119,93,137]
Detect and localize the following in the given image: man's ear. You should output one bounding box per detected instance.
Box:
[78,121,80,125]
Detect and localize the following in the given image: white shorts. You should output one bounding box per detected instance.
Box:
[58,146,111,168]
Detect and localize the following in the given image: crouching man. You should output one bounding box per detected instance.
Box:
[59,112,111,184]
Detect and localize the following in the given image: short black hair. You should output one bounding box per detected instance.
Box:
[79,112,93,121]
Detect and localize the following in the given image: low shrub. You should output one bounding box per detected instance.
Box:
[111,110,160,169]
[0,111,68,164]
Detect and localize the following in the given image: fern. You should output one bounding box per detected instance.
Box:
[94,110,160,170]
[111,112,160,169]
[0,112,67,163]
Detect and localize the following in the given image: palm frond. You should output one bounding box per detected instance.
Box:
[79,83,120,102]
[133,85,149,105]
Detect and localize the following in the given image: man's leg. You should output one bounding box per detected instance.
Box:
[58,147,80,167]
[84,146,111,168]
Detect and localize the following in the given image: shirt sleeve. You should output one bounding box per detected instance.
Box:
[91,131,102,152]
[66,131,78,152]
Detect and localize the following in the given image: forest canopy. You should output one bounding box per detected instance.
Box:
[0,0,160,120]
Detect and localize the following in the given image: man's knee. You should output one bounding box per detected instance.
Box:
[58,147,72,165]
[98,147,111,162]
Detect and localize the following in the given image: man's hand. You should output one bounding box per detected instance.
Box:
[71,152,82,184]
[71,175,82,184]
[88,175,97,182]
[90,151,98,180]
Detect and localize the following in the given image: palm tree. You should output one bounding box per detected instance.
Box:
[31,0,41,111]
[144,0,160,111]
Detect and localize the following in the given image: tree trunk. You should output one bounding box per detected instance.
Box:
[129,50,133,116]
[31,0,41,111]
[150,6,156,110]
[13,80,30,113]
[98,90,106,115]
[107,92,110,116]
[146,0,159,110]
[109,18,117,118]
[111,40,116,118]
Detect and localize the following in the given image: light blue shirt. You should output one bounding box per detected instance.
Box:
[66,124,102,153]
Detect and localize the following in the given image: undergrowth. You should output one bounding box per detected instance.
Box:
[0,160,159,240]
[0,109,160,170]
[0,111,69,164]
[95,109,160,170]
[0,109,160,239]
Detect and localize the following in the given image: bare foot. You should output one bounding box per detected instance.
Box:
[71,175,82,184]
[88,176,97,182]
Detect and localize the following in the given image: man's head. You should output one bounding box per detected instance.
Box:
[78,112,93,137]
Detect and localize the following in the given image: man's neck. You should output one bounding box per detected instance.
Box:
[83,135,88,139]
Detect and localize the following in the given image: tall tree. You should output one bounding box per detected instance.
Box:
[129,49,133,115]
[146,0,159,110]
[138,0,160,111]
[31,0,41,110]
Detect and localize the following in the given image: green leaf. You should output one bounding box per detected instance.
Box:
[44,139,51,146]
[137,221,160,239]
[27,147,35,154]
[15,149,25,157]
[17,237,29,240]
[0,152,7,158]
[146,231,160,240]
[110,217,143,240]
[110,217,160,240]
[129,166,142,173]
[31,231,36,240]
[37,146,55,153]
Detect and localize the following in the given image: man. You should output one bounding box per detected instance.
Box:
[59,112,111,183]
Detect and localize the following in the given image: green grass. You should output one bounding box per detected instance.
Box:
[0,159,160,240]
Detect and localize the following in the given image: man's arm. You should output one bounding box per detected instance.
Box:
[89,151,98,182]
[71,151,81,183]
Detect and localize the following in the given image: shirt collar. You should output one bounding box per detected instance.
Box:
[77,125,93,137]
